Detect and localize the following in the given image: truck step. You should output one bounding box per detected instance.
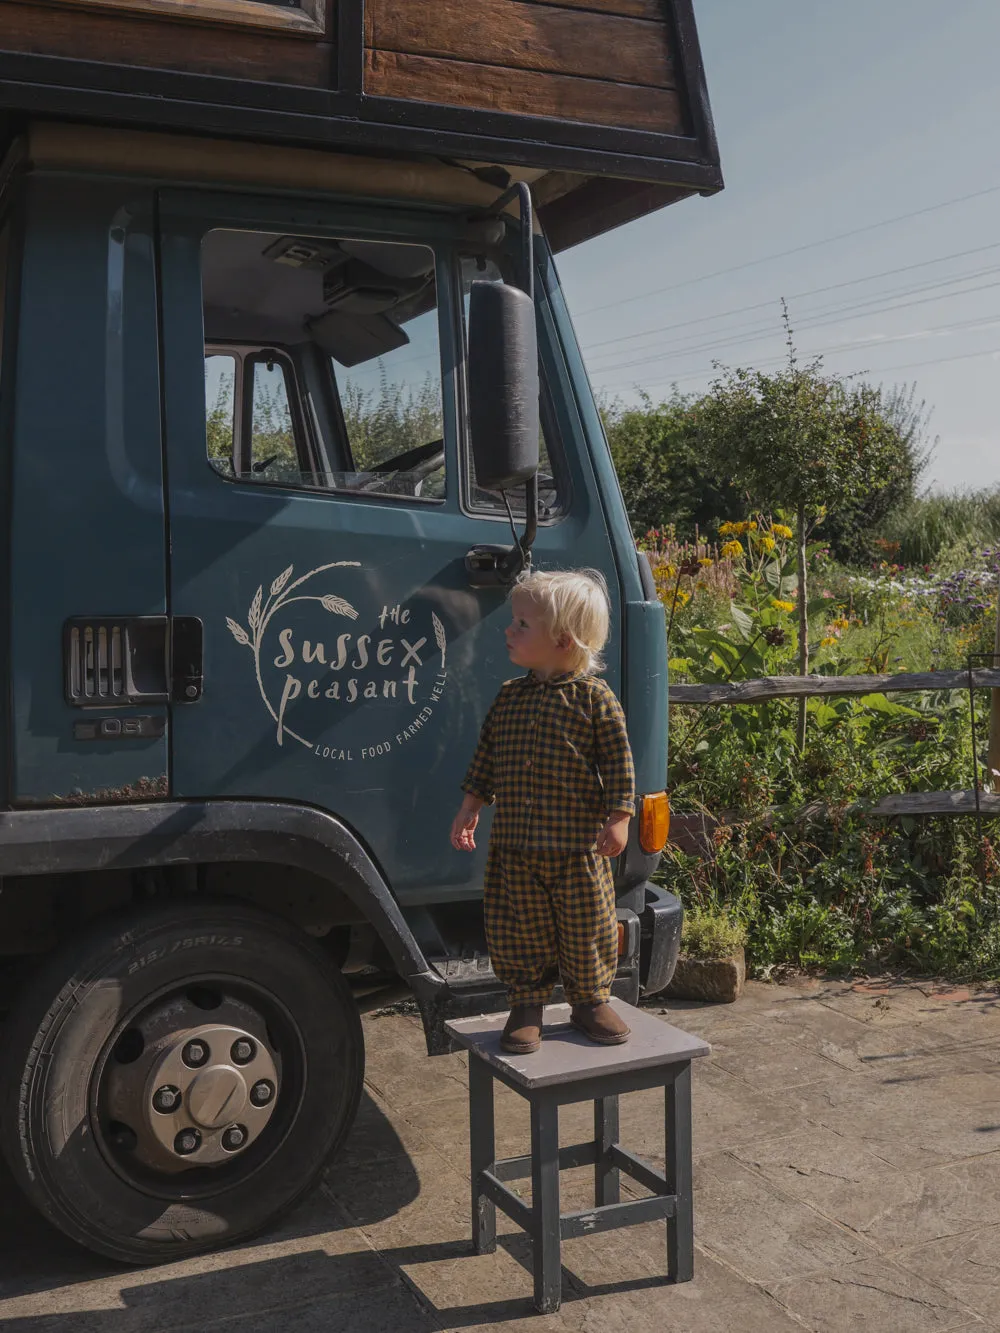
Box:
[427,952,498,987]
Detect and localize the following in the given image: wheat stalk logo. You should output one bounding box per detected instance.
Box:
[226,561,361,748]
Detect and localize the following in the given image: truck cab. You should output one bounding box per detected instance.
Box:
[0,0,721,1264]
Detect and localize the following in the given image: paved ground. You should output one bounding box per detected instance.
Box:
[2,975,1000,1331]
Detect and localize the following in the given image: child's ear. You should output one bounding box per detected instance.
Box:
[555,632,572,651]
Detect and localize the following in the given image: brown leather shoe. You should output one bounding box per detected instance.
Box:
[570,1001,630,1045]
[501,1004,543,1054]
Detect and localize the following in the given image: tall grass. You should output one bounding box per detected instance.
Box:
[884,487,1000,565]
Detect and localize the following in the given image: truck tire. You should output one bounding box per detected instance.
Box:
[0,898,364,1264]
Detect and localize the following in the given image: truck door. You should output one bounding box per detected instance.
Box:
[157,192,620,904]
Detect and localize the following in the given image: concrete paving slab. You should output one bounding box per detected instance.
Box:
[892,1225,1000,1321]
[788,1067,1000,1171]
[788,1152,1000,1252]
[768,1255,984,1332]
[692,1151,876,1283]
[811,979,947,1028]
[728,1124,905,1209]
[707,1023,855,1089]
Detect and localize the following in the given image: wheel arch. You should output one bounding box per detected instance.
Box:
[0,800,441,991]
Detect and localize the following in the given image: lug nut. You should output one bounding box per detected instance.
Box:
[222,1125,248,1152]
[182,1039,209,1068]
[231,1038,256,1065]
[174,1128,201,1156]
[250,1079,274,1107]
[152,1084,181,1114]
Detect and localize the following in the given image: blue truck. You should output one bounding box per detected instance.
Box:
[0,0,722,1263]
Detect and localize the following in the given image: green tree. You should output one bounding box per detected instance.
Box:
[341,369,442,470]
[696,322,906,748]
[820,383,931,564]
[602,389,742,538]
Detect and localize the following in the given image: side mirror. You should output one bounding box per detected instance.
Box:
[467,280,539,492]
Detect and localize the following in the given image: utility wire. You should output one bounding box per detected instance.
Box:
[601,342,1000,395]
[576,182,1000,318]
[580,240,1000,354]
[588,270,1000,375]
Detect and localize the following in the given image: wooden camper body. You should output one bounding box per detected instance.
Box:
[0,0,721,247]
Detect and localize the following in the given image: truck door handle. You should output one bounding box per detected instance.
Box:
[64,617,203,705]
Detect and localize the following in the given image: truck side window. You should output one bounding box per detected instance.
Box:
[201,229,446,502]
[460,257,566,521]
[205,352,236,479]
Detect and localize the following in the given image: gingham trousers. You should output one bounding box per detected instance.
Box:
[484,845,618,1005]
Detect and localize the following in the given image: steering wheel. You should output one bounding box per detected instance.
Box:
[356,438,445,495]
[370,438,444,475]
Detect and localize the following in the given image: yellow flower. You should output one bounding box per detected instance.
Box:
[673,588,691,607]
[832,617,850,631]
[718,521,736,537]
[747,520,759,531]
[772,523,794,540]
[720,540,744,559]
[820,636,837,648]
[698,556,714,567]
[771,599,795,612]
[760,536,776,552]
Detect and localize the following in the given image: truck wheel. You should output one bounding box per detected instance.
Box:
[0,898,364,1264]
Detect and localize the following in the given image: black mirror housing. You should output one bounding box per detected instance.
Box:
[467,280,539,492]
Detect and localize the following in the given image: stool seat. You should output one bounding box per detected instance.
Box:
[446,999,711,1314]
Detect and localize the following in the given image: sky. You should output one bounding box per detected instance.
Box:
[556,0,1000,493]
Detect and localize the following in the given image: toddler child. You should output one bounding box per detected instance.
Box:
[450,568,635,1053]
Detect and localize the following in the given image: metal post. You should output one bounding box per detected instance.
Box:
[530,1093,562,1314]
[989,576,1000,792]
[665,1063,694,1283]
[469,1056,496,1255]
[594,1095,620,1206]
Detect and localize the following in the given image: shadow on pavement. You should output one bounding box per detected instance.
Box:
[0,1089,422,1320]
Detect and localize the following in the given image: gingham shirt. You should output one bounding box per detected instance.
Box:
[462,671,635,852]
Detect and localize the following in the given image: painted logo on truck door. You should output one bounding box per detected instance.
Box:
[226,561,448,761]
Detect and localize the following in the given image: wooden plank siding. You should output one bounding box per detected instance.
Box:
[364,0,684,134]
[364,52,683,134]
[0,1,333,84]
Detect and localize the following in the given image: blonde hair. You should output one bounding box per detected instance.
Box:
[513,567,611,674]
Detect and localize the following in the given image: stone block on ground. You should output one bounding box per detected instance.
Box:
[664,948,746,1003]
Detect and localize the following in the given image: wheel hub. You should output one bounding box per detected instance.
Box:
[103,995,281,1174]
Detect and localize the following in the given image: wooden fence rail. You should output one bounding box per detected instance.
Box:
[667,667,1000,834]
[670,668,1000,706]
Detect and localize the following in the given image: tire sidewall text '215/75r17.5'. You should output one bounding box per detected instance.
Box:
[0,898,364,1264]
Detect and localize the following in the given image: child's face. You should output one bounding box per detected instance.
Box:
[506,591,574,677]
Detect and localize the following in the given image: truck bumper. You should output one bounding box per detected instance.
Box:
[639,880,683,997]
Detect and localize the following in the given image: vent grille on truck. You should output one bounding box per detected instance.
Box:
[64,617,170,706]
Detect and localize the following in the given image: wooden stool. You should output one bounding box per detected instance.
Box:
[445,999,710,1314]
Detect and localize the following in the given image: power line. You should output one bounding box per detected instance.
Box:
[596,341,1000,395]
[579,240,1000,354]
[575,182,1000,319]
[588,270,1000,375]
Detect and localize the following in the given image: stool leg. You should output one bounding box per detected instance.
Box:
[469,1056,496,1255]
[594,1095,620,1206]
[665,1062,694,1282]
[530,1094,562,1314]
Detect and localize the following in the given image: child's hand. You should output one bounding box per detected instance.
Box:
[596,813,630,858]
[451,795,483,851]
